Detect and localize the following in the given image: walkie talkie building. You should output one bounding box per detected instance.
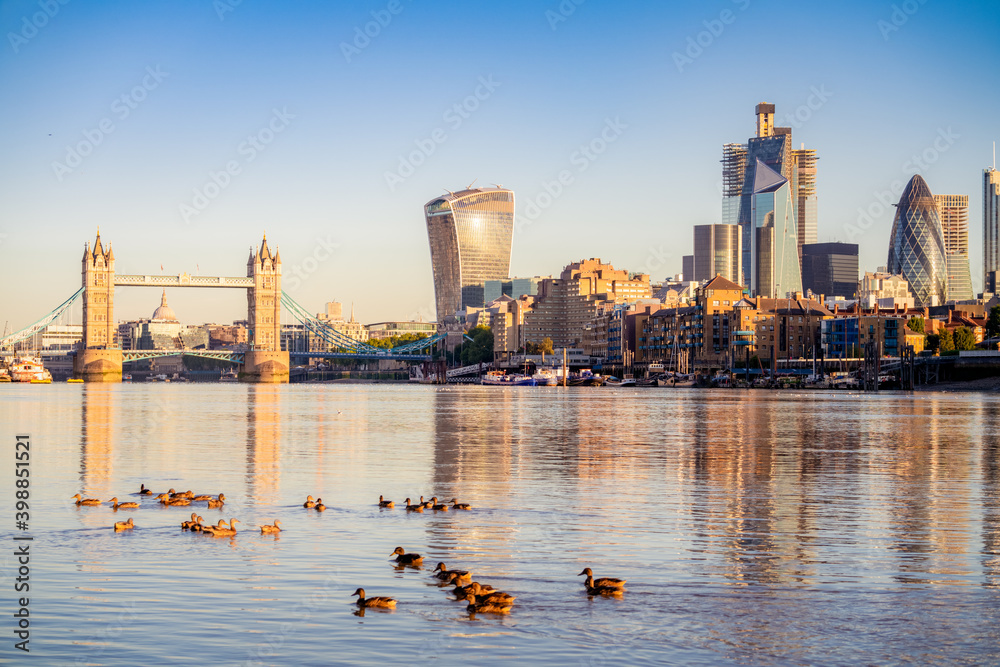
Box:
[424,186,515,322]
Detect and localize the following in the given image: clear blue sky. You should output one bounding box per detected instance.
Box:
[1,0,998,330]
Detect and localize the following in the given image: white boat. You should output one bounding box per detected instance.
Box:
[531,368,558,386]
[10,356,53,383]
[220,369,238,383]
[482,370,537,386]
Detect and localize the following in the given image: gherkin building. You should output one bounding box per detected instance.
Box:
[887,175,947,306]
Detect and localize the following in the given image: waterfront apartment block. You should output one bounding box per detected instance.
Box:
[468,294,536,353]
[522,259,650,349]
[638,275,745,372]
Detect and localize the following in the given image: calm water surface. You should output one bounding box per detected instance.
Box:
[2,384,999,666]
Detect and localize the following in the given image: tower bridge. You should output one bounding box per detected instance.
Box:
[75,230,288,383]
[1,232,444,382]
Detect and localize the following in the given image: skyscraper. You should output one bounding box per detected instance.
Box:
[887,175,947,306]
[933,194,973,302]
[728,103,821,290]
[737,103,796,287]
[751,160,801,298]
[424,186,515,322]
[721,143,746,226]
[985,165,1000,293]
[792,145,818,261]
[801,243,858,298]
[692,224,741,283]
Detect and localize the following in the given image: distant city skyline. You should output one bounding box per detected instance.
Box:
[1,1,998,330]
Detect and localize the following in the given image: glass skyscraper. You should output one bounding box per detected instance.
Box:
[985,166,1000,293]
[751,159,801,298]
[424,186,515,322]
[886,175,947,306]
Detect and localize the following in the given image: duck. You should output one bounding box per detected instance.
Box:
[181,512,199,530]
[378,495,394,508]
[453,582,495,597]
[171,490,194,500]
[404,498,424,512]
[201,519,230,535]
[72,493,101,506]
[139,484,153,495]
[314,498,326,512]
[113,517,134,532]
[352,588,396,608]
[303,495,316,509]
[577,568,626,588]
[449,498,471,510]
[207,494,226,509]
[462,591,512,614]
[433,562,471,583]
[419,496,432,509]
[464,582,515,604]
[260,520,282,534]
[108,497,139,510]
[191,493,214,502]
[207,518,239,537]
[389,547,423,566]
[582,575,624,596]
[190,516,206,532]
[429,497,449,511]
[167,497,191,506]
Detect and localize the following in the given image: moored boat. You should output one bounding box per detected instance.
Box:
[482,371,537,386]
[10,356,53,383]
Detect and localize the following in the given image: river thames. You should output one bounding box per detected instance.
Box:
[2,384,999,666]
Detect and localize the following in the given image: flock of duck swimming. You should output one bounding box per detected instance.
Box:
[73,486,628,614]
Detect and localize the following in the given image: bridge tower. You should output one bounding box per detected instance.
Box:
[241,234,289,383]
[74,229,123,382]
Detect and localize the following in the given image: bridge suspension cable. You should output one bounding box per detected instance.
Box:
[279,291,445,357]
[1,288,84,350]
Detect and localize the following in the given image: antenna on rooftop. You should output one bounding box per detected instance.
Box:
[442,188,455,196]
[467,178,478,190]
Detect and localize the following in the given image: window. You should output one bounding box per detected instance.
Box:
[713,300,720,306]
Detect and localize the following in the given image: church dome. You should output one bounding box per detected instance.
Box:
[151,290,178,321]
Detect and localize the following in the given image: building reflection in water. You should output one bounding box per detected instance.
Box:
[980,401,1000,589]
[245,385,282,504]
[427,388,524,560]
[80,384,115,494]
